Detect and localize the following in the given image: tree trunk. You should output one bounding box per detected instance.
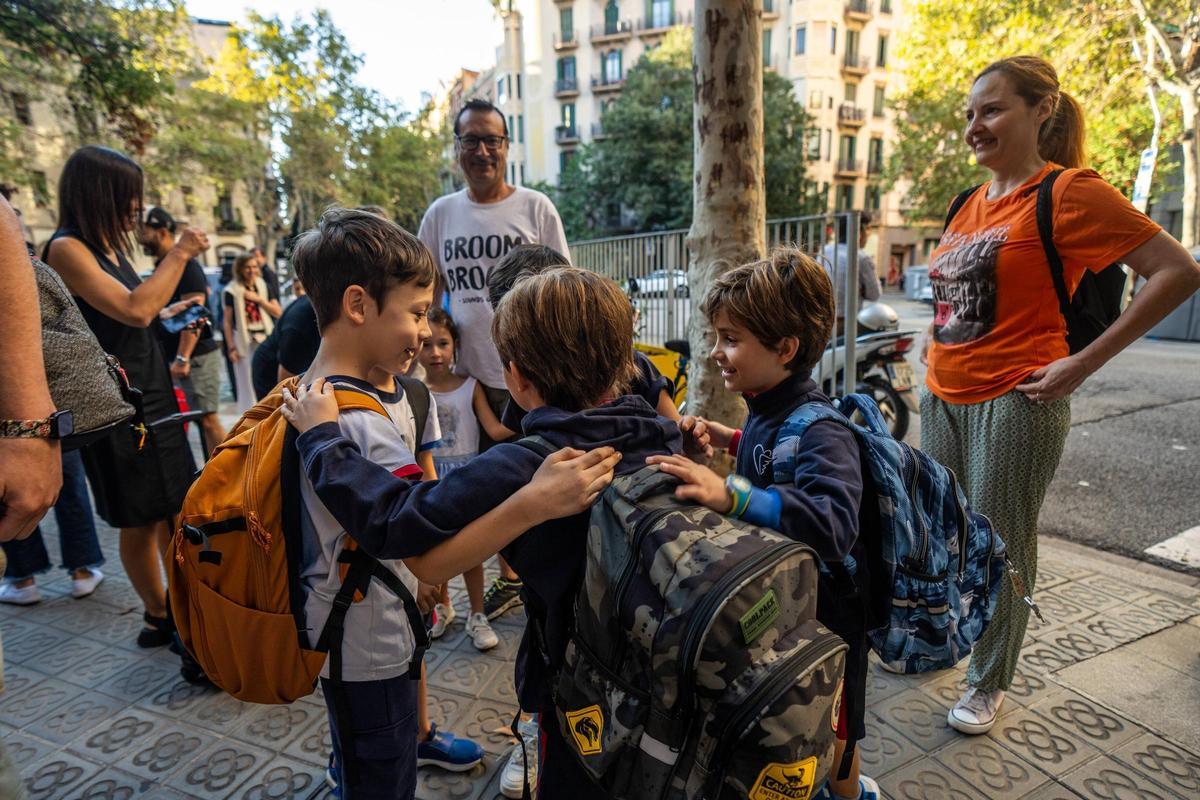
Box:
[686,0,765,431]
[1179,89,1199,249]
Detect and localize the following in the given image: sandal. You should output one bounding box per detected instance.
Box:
[137,612,175,648]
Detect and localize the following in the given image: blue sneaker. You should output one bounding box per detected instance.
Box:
[812,776,880,800]
[417,723,484,772]
[324,754,342,799]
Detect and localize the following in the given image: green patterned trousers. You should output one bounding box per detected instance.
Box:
[920,387,1071,692]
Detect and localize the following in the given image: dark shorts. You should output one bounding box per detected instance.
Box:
[479,384,517,452]
[832,625,869,745]
[321,674,418,800]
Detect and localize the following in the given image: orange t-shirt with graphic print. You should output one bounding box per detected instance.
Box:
[926,164,1161,405]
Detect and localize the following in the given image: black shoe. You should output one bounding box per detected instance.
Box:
[179,649,212,686]
[137,612,174,648]
[482,577,524,620]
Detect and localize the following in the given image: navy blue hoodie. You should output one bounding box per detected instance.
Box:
[732,371,873,635]
[295,395,681,712]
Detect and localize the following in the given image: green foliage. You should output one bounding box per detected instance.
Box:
[886,0,1178,221]
[551,26,815,238]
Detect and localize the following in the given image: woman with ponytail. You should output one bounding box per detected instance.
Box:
[920,56,1200,735]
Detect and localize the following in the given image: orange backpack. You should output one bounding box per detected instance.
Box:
[168,377,429,706]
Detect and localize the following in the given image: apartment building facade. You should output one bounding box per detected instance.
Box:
[2,18,259,272]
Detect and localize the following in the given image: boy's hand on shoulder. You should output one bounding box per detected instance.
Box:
[645,454,732,514]
[415,581,441,615]
[678,416,714,462]
[280,378,340,432]
[519,446,622,523]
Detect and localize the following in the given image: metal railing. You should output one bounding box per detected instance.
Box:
[591,20,633,40]
[554,29,578,48]
[568,212,866,394]
[554,77,579,95]
[838,104,866,125]
[555,125,579,143]
[637,9,693,32]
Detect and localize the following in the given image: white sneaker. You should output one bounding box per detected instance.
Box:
[948,687,1006,735]
[430,602,456,639]
[467,612,500,651]
[0,581,41,605]
[71,568,104,599]
[499,716,539,799]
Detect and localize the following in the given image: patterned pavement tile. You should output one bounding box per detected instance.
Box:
[456,698,524,757]
[68,767,155,800]
[229,704,324,752]
[19,637,107,679]
[1005,668,1060,707]
[280,714,331,768]
[111,719,219,783]
[137,676,224,719]
[933,736,1054,799]
[1109,733,1200,798]
[424,687,476,734]
[68,709,170,765]
[1076,613,1149,648]
[226,755,324,800]
[871,688,959,752]
[1132,593,1200,624]
[1041,628,1115,662]
[93,658,179,703]
[477,666,519,706]
[22,691,126,745]
[1060,755,1176,800]
[0,676,87,729]
[1017,639,1079,675]
[2,626,74,665]
[879,758,988,799]
[2,731,58,770]
[1108,602,1176,637]
[415,758,497,800]
[80,578,142,612]
[990,708,1102,776]
[454,621,524,662]
[857,712,923,776]
[426,652,506,696]
[22,749,102,800]
[1073,573,1152,605]
[1028,691,1142,752]
[165,739,272,799]
[60,648,151,693]
[1035,558,1095,582]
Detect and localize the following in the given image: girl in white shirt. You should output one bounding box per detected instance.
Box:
[420,308,515,651]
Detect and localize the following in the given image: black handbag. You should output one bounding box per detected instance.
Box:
[32,249,137,450]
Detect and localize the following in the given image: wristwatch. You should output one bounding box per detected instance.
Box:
[725,473,753,519]
[173,355,190,365]
[0,410,74,439]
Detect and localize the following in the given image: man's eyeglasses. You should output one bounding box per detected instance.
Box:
[456,135,508,151]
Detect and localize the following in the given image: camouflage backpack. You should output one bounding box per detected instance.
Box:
[772,394,1008,674]
[523,438,847,800]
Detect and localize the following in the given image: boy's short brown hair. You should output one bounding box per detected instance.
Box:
[701,246,834,372]
[487,243,570,309]
[291,206,436,330]
[492,267,636,411]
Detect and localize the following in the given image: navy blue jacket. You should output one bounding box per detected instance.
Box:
[733,371,872,635]
[296,396,681,711]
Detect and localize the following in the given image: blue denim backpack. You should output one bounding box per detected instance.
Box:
[772,394,1008,673]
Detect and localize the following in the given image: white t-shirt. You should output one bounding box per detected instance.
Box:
[430,377,480,476]
[298,377,440,682]
[418,187,570,389]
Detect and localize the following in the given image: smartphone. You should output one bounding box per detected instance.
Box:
[161,303,211,335]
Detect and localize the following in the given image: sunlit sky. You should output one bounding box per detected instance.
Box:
[185,0,504,111]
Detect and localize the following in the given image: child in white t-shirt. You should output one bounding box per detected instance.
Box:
[418,308,515,652]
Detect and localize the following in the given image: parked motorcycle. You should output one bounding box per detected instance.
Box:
[647,302,919,440]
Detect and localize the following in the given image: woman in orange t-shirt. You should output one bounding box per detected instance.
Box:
[920,56,1200,736]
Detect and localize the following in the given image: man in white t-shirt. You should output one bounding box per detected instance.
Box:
[417,98,569,636]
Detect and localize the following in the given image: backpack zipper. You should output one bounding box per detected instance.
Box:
[701,630,846,800]
[610,505,677,670]
[666,541,807,774]
[900,444,929,568]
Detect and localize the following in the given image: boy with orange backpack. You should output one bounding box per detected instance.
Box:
[170,208,617,800]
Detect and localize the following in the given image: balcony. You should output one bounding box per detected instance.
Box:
[556,125,580,145]
[835,158,863,177]
[845,0,872,22]
[554,77,580,98]
[867,159,884,175]
[838,104,866,127]
[841,55,871,76]
[879,0,893,12]
[590,19,633,43]
[763,0,780,20]
[554,29,578,51]
[592,75,625,94]
[592,121,609,140]
[637,9,693,38]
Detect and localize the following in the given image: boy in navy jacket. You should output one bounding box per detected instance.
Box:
[282,268,688,798]
[648,247,880,800]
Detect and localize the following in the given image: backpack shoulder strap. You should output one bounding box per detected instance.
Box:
[1036,168,1073,320]
[943,185,983,232]
[396,376,430,441]
[515,434,555,458]
[331,386,388,417]
[771,401,852,485]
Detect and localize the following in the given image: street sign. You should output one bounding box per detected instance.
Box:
[1132,146,1157,212]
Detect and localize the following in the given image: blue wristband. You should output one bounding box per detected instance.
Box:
[741,486,783,530]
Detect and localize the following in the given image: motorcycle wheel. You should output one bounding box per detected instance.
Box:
[859,376,910,441]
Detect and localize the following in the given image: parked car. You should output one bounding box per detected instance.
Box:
[630,269,689,298]
[904,265,933,304]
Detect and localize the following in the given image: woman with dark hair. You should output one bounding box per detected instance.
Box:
[920,56,1200,734]
[223,253,280,413]
[44,145,210,648]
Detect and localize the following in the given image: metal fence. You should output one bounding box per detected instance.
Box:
[569,211,864,393]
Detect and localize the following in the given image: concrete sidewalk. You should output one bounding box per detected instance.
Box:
[2,533,1198,799]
